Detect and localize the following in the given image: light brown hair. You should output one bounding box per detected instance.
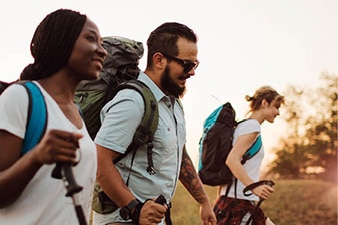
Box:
[245,86,285,112]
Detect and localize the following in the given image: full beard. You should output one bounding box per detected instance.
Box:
[160,66,186,98]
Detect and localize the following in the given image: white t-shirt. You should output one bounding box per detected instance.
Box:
[0,82,97,225]
[220,119,264,201]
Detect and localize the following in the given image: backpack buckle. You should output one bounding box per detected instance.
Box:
[146,166,156,175]
[146,143,156,175]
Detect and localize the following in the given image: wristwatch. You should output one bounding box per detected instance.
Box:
[119,199,140,220]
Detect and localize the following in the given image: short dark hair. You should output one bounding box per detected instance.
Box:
[20,9,87,80]
[146,22,197,68]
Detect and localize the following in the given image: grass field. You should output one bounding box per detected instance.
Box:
[171,179,337,225]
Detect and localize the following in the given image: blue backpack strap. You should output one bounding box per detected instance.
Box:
[241,135,262,164]
[20,81,47,155]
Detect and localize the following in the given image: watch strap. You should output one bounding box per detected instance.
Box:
[125,199,140,212]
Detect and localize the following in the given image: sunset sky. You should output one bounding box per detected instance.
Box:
[1,0,337,167]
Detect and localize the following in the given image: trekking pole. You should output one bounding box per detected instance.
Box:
[52,163,87,225]
[243,180,275,225]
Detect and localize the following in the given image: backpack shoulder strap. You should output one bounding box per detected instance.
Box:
[113,80,159,165]
[236,118,262,164]
[19,81,48,155]
[129,80,159,147]
[241,135,262,164]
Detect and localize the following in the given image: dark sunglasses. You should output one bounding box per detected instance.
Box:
[161,53,199,73]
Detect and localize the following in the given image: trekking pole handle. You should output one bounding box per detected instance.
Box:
[154,194,167,205]
[265,180,275,187]
[52,163,83,196]
[243,180,275,196]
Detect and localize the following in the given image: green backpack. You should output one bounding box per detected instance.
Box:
[74,36,159,214]
[75,36,146,139]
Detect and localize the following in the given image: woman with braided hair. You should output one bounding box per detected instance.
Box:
[213,86,284,225]
[0,9,106,224]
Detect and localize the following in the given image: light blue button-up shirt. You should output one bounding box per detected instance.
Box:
[94,72,186,224]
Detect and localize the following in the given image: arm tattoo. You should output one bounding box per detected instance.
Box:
[179,146,208,204]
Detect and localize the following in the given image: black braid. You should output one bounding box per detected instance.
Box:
[20,9,87,80]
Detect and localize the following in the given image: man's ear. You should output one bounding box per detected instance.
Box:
[153,52,166,72]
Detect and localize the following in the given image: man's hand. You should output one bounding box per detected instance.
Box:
[200,201,217,225]
[139,198,167,225]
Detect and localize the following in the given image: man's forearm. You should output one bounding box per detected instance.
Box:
[179,146,209,204]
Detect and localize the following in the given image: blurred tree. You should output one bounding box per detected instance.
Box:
[268,73,337,182]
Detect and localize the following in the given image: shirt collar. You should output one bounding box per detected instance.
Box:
[138,71,167,103]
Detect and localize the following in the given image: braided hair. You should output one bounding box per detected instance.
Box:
[20,9,87,80]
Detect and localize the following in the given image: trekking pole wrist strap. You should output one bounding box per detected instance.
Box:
[131,201,144,225]
[243,180,275,196]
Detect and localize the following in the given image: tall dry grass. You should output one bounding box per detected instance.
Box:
[171,179,337,225]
